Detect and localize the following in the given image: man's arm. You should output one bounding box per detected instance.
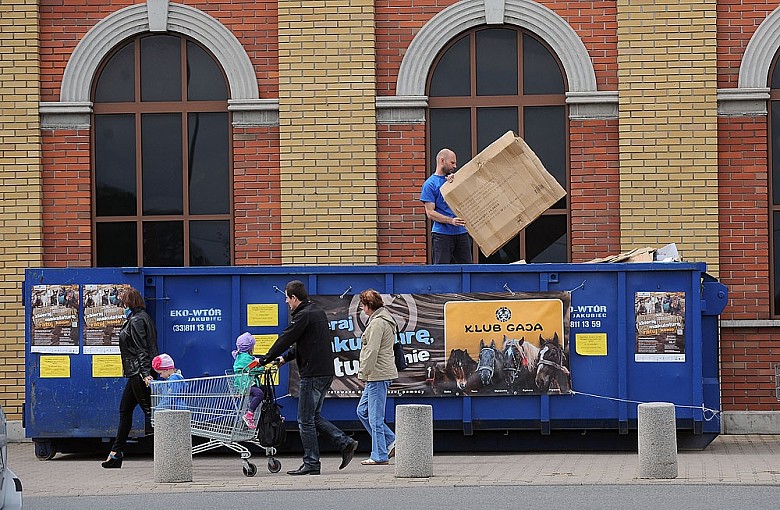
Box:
[424,202,466,227]
[259,312,309,365]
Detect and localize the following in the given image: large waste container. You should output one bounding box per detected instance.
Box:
[24,262,727,458]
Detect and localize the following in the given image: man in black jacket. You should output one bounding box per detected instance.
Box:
[260,280,358,475]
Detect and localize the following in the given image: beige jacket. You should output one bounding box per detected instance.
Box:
[357,306,399,381]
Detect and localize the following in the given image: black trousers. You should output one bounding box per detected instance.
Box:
[432,232,473,264]
[111,374,152,452]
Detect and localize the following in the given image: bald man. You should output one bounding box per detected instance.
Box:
[420,148,473,264]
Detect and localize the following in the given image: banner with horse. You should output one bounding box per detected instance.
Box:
[285,291,571,398]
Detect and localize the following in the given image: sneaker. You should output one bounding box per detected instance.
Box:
[242,411,256,429]
[388,441,396,458]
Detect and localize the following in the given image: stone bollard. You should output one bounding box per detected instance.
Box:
[637,402,678,479]
[154,410,193,483]
[394,404,433,478]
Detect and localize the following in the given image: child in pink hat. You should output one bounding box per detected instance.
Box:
[232,332,264,429]
[152,353,185,411]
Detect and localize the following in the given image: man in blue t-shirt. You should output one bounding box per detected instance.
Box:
[420,148,473,264]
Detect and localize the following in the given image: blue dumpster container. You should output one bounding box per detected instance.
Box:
[24,262,727,457]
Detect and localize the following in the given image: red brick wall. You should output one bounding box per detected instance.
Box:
[377,124,428,264]
[721,329,780,411]
[716,0,776,89]
[570,119,621,262]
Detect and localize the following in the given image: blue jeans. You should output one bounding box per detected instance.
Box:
[298,375,352,469]
[356,380,395,462]
[432,232,472,264]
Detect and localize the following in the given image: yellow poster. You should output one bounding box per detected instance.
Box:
[444,299,564,350]
[92,355,124,377]
[575,333,607,356]
[253,334,280,384]
[40,355,71,378]
[247,304,278,327]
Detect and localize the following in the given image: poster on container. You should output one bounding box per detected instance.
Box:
[83,284,131,354]
[30,284,80,354]
[634,291,686,362]
[284,291,571,398]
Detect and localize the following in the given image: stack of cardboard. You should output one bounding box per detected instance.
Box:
[586,243,681,263]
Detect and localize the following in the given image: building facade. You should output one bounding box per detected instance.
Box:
[0,0,778,432]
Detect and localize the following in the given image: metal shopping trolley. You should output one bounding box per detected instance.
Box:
[151,367,283,477]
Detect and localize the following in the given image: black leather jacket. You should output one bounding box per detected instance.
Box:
[262,300,334,378]
[118,308,159,378]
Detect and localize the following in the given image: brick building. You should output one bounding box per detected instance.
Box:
[0,0,778,432]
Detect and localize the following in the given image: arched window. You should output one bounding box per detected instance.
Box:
[770,55,780,314]
[427,27,569,264]
[92,34,232,267]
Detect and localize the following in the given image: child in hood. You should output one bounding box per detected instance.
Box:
[151,353,185,411]
[233,332,265,429]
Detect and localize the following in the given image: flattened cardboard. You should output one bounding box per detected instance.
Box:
[441,131,567,258]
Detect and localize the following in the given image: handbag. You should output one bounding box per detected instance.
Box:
[256,369,286,447]
[393,341,408,371]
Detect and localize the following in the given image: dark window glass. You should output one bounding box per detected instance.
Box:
[476,29,517,96]
[526,215,567,263]
[773,102,780,205]
[187,41,228,101]
[96,222,137,266]
[429,36,471,97]
[478,234,522,264]
[94,43,135,103]
[775,212,780,312]
[523,34,565,95]
[477,107,518,152]
[190,220,231,266]
[142,114,183,215]
[141,35,181,102]
[143,221,184,266]
[429,109,472,171]
[772,59,780,89]
[95,115,137,216]
[524,106,567,208]
[189,112,229,214]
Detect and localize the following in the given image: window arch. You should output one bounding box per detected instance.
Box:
[92,34,232,267]
[427,27,569,263]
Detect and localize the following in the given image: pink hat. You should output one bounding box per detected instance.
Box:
[152,353,175,371]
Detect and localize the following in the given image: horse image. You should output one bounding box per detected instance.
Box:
[424,361,458,395]
[472,339,505,389]
[534,333,571,393]
[502,335,539,392]
[444,348,477,391]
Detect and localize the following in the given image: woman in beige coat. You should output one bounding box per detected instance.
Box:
[356,289,399,465]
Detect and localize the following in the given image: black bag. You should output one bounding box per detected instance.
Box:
[393,341,407,371]
[256,369,286,447]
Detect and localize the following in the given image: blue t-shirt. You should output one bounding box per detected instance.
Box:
[420,174,468,235]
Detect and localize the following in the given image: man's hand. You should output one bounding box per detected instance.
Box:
[275,356,286,366]
[451,216,466,227]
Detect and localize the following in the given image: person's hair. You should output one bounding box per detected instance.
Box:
[359,289,384,311]
[120,287,145,310]
[286,280,308,301]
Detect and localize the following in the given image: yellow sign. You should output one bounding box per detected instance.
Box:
[252,334,278,355]
[575,333,607,356]
[247,304,278,327]
[92,355,124,377]
[40,356,71,378]
[444,299,564,350]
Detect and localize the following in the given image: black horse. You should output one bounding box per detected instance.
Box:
[471,339,505,389]
[534,333,571,393]
[444,348,477,391]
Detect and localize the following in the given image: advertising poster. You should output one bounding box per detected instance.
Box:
[30,284,80,353]
[83,284,131,354]
[285,291,571,398]
[635,291,686,362]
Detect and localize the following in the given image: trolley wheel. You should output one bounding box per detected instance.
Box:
[243,462,258,477]
[34,440,57,461]
[267,458,281,473]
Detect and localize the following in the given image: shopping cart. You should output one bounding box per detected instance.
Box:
[151,366,283,477]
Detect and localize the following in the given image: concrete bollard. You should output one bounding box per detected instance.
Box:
[637,402,678,479]
[154,410,193,483]
[394,404,433,478]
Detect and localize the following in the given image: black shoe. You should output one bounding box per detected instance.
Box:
[101,451,123,469]
[339,439,358,470]
[287,464,320,476]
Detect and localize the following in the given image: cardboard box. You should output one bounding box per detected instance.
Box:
[441,131,567,258]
